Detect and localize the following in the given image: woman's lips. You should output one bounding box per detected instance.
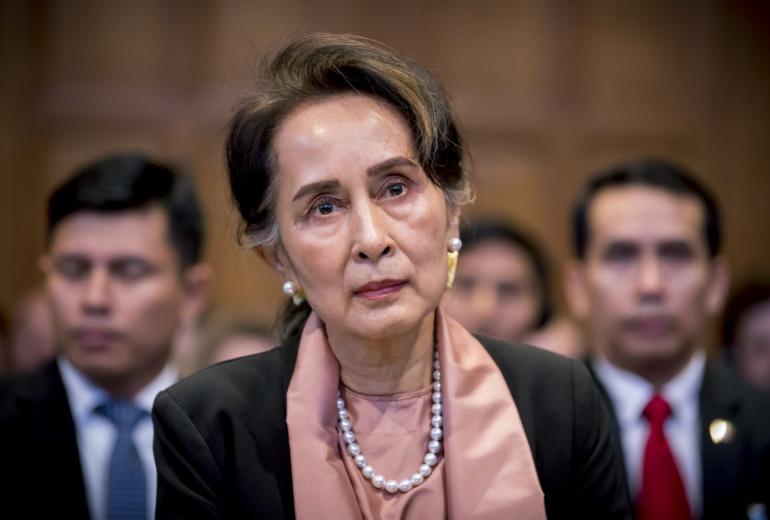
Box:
[353,279,407,299]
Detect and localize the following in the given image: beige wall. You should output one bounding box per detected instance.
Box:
[2,0,769,333]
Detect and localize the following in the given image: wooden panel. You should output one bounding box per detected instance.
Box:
[1,0,769,340]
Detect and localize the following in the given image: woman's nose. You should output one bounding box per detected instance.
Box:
[351,201,393,261]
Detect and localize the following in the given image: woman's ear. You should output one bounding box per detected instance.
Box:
[255,243,291,279]
[447,207,461,241]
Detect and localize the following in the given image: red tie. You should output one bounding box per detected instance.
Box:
[636,394,691,520]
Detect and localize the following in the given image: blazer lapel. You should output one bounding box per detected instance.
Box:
[699,363,742,517]
[245,335,301,518]
[583,358,631,486]
[10,361,91,517]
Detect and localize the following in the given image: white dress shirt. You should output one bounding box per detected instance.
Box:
[58,357,177,520]
[593,351,705,517]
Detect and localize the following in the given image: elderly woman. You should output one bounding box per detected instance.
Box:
[152,33,629,519]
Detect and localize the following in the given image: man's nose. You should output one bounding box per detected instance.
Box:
[351,201,393,261]
[637,256,664,300]
[82,268,111,315]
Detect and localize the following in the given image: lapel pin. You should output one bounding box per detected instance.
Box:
[709,418,736,444]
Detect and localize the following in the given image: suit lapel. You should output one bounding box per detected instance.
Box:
[12,361,91,517]
[699,363,742,516]
[583,357,631,489]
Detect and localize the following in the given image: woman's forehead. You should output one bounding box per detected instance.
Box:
[271,95,418,190]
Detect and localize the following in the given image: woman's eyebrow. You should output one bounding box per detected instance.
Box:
[366,156,418,177]
[291,157,418,202]
[292,180,341,202]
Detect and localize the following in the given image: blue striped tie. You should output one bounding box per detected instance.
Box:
[96,400,148,520]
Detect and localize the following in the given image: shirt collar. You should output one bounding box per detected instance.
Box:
[661,351,705,418]
[58,356,178,419]
[58,356,110,423]
[593,351,705,426]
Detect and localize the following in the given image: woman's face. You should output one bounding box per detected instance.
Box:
[267,94,458,341]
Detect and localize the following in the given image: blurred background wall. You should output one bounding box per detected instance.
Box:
[2,0,769,334]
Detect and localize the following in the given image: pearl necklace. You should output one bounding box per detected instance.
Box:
[337,349,443,494]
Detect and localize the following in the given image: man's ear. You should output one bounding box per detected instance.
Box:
[564,259,591,320]
[180,263,211,326]
[705,256,730,316]
[38,255,52,276]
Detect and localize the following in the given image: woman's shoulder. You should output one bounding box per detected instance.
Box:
[160,338,300,417]
[476,334,578,384]
[475,334,597,430]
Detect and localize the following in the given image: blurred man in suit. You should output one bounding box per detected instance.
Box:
[566,159,770,519]
[0,154,209,519]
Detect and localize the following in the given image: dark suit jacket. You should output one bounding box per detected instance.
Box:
[586,358,770,520]
[0,360,91,519]
[153,335,631,519]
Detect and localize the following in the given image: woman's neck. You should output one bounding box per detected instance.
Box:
[326,313,435,395]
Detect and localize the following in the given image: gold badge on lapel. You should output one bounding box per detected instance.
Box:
[709,418,736,444]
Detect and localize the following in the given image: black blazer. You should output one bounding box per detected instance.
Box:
[586,358,770,520]
[0,361,91,519]
[153,335,631,519]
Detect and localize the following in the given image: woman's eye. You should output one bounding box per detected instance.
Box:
[385,181,407,198]
[312,198,338,216]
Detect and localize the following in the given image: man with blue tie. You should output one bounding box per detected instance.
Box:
[566,159,770,519]
[0,154,209,519]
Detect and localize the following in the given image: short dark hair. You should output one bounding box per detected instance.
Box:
[46,153,204,268]
[722,281,770,348]
[571,159,721,259]
[459,218,553,329]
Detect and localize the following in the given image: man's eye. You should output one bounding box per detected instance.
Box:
[497,282,524,299]
[603,244,636,263]
[660,243,694,262]
[54,258,90,280]
[111,260,153,281]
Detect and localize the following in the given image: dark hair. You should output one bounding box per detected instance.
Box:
[460,218,553,329]
[721,281,770,348]
[46,153,204,268]
[226,33,472,340]
[571,159,721,259]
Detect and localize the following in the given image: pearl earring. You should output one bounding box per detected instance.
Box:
[282,281,296,296]
[446,237,462,289]
[282,280,305,306]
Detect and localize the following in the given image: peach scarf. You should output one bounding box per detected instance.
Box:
[286,309,545,519]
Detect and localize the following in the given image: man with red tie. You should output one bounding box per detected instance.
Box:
[566,159,770,519]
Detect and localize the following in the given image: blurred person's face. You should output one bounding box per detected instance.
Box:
[734,300,770,389]
[567,186,728,383]
[10,289,56,372]
[264,94,459,343]
[209,334,276,365]
[41,206,206,397]
[445,240,542,343]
